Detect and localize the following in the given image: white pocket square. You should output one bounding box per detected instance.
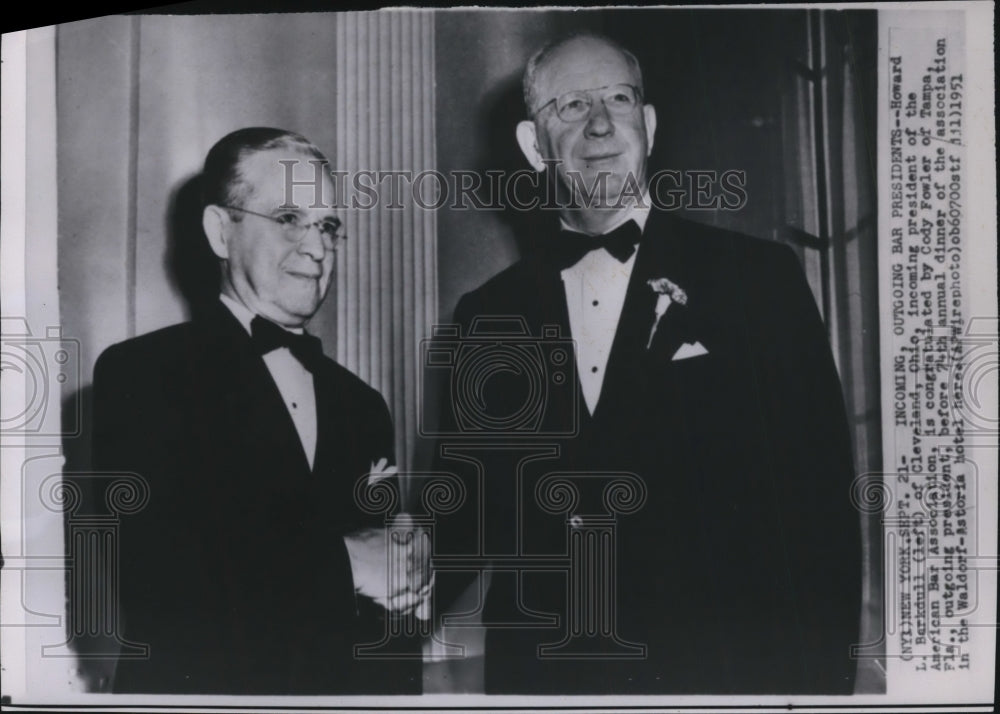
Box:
[671,341,709,361]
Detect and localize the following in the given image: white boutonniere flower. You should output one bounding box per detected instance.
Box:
[646,277,688,349]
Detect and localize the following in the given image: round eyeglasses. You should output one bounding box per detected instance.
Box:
[533,83,642,123]
[221,205,347,252]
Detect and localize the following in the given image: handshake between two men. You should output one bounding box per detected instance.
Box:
[343,458,434,620]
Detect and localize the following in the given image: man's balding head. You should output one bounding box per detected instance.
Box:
[522,33,644,118]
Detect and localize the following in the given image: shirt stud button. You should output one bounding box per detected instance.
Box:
[591,366,598,373]
[592,300,599,306]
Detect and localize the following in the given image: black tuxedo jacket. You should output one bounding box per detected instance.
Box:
[440,210,862,694]
[92,302,417,694]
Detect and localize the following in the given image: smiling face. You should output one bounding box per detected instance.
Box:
[208,147,337,327]
[519,36,656,218]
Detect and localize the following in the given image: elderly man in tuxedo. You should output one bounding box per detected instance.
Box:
[92,127,428,694]
[441,33,862,694]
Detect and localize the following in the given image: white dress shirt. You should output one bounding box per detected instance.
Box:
[560,202,650,415]
[219,294,318,468]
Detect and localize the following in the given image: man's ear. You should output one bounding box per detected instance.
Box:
[202,205,230,260]
[515,120,547,172]
[643,104,657,156]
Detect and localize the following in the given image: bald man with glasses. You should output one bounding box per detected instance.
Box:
[439,33,861,695]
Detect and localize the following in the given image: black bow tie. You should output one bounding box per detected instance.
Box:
[547,220,642,270]
[250,315,324,373]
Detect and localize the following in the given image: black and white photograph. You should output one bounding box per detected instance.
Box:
[0,3,995,710]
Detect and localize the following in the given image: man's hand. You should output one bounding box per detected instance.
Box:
[343,512,433,617]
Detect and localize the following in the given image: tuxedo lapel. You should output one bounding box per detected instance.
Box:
[646,301,695,361]
[310,361,342,479]
[196,304,314,480]
[594,212,689,418]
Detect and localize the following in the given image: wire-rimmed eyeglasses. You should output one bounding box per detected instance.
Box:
[532,83,643,123]
[221,205,347,252]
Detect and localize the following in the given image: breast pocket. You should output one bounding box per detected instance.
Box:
[654,345,716,380]
[646,348,740,424]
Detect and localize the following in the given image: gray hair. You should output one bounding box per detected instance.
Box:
[202,127,330,212]
[522,32,644,117]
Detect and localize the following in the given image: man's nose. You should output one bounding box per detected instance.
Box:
[583,100,615,138]
[297,224,327,260]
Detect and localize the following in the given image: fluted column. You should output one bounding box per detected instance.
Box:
[335,11,437,473]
